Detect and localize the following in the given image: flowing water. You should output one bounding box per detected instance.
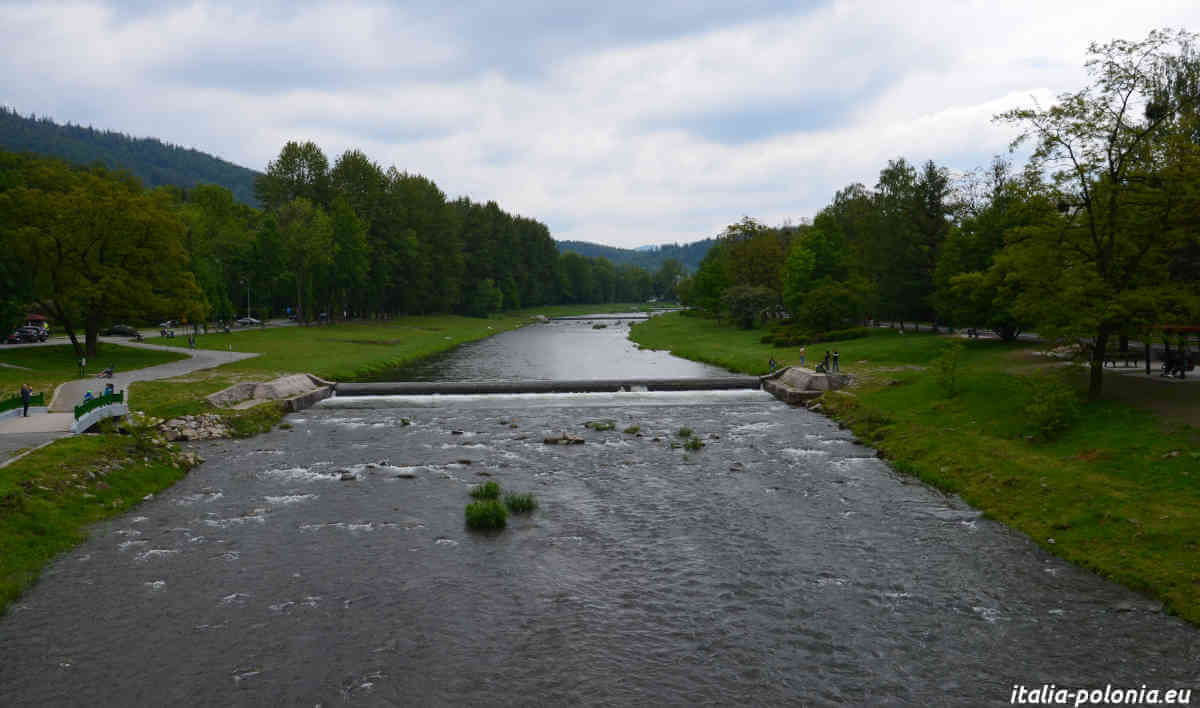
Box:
[1,319,1197,706]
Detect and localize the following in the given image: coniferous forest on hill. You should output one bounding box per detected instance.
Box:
[0,107,261,207]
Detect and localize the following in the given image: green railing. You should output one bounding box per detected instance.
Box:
[74,390,124,420]
[1,391,44,413]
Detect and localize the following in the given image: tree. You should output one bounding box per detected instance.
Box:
[997,28,1200,399]
[276,197,333,323]
[721,285,775,329]
[255,141,331,212]
[652,259,684,301]
[0,159,201,355]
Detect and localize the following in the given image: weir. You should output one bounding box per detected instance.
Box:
[549,314,651,320]
[335,376,762,396]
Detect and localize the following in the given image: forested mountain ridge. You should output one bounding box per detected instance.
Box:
[557,238,716,273]
[0,107,260,206]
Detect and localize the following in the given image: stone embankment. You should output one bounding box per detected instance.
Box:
[761,366,851,407]
[206,374,334,412]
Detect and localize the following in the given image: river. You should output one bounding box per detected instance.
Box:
[0,316,1196,706]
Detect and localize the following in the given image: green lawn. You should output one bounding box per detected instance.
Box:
[631,313,1200,624]
[0,343,187,403]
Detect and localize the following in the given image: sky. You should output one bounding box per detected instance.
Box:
[2,1,1199,249]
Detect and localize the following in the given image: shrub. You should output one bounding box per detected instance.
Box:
[469,481,501,500]
[1020,370,1082,440]
[677,427,692,438]
[683,437,705,451]
[465,500,507,530]
[933,340,964,397]
[503,492,538,513]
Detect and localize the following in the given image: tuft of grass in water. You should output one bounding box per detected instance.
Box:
[225,402,286,438]
[623,425,640,434]
[677,427,693,438]
[585,420,615,431]
[684,437,705,451]
[278,422,293,430]
[503,492,538,513]
[465,500,507,530]
[469,480,501,500]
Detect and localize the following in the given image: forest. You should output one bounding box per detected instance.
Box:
[0,141,683,356]
[557,238,716,273]
[0,107,261,207]
[677,30,1200,399]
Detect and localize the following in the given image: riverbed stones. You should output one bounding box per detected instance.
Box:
[159,414,231,441]
[543,433,584,445]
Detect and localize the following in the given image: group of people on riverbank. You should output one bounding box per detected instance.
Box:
[769,349,840,374]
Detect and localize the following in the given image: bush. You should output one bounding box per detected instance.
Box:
[683,437,705,451]
[503,492,538,513]
[465,500,507,530]
[469,480,501,500]
[677,427,692,438]
[933,340,964,397]
[1020,370,1082,440]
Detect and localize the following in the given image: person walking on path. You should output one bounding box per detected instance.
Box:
[822,351,831,370]
[20,383,31,417]
[78,356,86,377]
[832,350,840,372]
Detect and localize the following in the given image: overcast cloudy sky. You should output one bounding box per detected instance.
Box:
[2,1,1198,248]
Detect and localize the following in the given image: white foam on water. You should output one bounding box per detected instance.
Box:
[203,513,266,528]
[264,494,318,505]
[246,449,284,456]
[215,551,240,561]
[144,580,166,591]
[320,389,775,411]
[781,448,830,458]
[175,491,224,505]
[973,606,1004,623]
[131,516,149,523]
[259,466,334,483]
[220,592,250,606]
[134,549,179,562]
[269,601,296,613]
[114,528,142,537]
[732,421,778,434]
[118,540,147,552]
[434,538,459,547]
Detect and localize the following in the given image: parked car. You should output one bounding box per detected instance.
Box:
[4,327,46,344]
[158,320,178,329]
[103,324,139,337]
[236,317,262,326]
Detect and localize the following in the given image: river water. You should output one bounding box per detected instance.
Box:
[1,318,1196,706]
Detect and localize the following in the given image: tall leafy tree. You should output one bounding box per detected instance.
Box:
[276,197,333,323]
[255,141,331,212]
[997,28,1200,399]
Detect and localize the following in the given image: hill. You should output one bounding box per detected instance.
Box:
[0,107,260,206]
[556,238,716,273]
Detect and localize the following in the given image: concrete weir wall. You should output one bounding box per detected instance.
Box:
[335,377,762,396]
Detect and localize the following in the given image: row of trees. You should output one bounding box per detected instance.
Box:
[680,29,1200,399]
[0,142,683,356]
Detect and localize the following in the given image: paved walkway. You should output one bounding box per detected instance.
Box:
[0,339,259,465]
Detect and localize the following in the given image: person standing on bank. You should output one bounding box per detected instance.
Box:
[832,350,840,372]
[768,357,777,374]
[20,383,31,417]
[799,347,806,367]
[78,356,86,377]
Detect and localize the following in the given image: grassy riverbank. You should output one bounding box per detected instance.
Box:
[0,433,197,614]
[631,313,1200,624]
[0,343,187,404]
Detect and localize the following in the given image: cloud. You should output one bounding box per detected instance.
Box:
[2,0,1199,248]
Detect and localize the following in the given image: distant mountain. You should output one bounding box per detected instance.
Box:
[0,107,261,206]
[556,238,716,273]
